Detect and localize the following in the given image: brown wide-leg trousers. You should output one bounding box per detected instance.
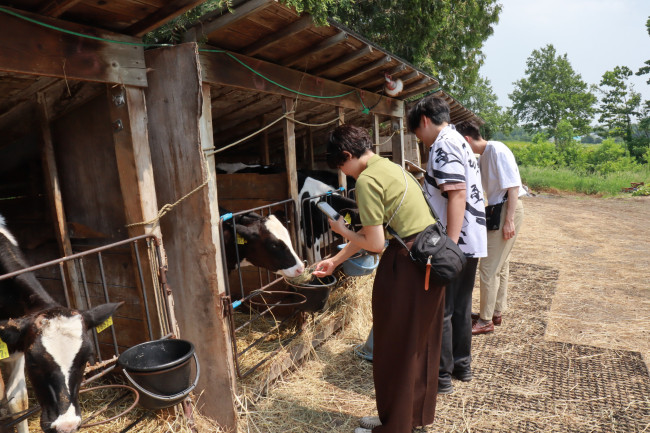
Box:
[372,239,445,433]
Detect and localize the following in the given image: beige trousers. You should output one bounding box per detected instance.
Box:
[479,199,524,320]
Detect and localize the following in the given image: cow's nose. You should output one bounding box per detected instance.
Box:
[55,422,79,433]
[295,264,305,277]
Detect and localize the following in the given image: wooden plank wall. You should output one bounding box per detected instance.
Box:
[216,172,288,212]
[50,94,150,353]
[144,43,237,428]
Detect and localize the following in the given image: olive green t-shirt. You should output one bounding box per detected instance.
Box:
[356,155,435,238]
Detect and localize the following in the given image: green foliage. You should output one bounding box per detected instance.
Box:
[328,0,502,95]
[636,17,650,85]
[584,139,639,174]
[598,66,642,153]
[509,44,596,142]
[508,140,559,167]
[456,75,515,138]
[519,165,650,196]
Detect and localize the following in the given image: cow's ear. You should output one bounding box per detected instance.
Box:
[272,210,287,223]
[0,317,30,349]
[234,224,258,241]
[81,302,123,328]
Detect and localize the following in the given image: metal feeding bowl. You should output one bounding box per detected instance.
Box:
[284,274,337,313]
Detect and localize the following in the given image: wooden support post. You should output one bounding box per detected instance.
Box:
[37,92,84,310]
[337,107,347,191]
[107,84,169,340]
[144,44,236,428]
[373,114,381,155]
[282,97,301,250]
[391,117,405,167]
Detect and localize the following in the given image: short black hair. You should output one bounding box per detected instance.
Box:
[455,120,482,140]
[407,96,450,132]
[326,124,372,169]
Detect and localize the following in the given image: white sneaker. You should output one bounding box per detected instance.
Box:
[359,416,382,429]
[354,428,373,433]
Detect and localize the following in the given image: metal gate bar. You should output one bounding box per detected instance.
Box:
[219,199,307,379]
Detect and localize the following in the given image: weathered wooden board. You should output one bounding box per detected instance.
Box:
[51,95,128,242]
[144,43,236,427]
[199,49,404,118]
[217,173,288,201]
[0,7,146,86]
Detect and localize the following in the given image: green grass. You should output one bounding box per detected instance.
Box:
[520,166,650,196]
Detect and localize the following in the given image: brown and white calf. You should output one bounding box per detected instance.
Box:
[0,216,121,433]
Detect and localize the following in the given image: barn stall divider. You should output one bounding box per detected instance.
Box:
[218,196,351,379]
[0,234,175,428]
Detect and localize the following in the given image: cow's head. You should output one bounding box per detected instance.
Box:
[233,214,304,277]
[0,302,121,433]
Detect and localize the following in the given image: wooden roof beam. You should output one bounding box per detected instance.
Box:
[184,0,273,41]
[337,55,391,84]
[0,8,147,86]
[280,31,348,67]
[243,15,313,57]
[39,0,82,17]
[400,79,440,100]
[199,48,403,117]
[127,0,208,37]
[356,63,406,89]
[308,45,373,76]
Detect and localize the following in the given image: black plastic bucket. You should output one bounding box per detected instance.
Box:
[118,339,200,410]
[285,274,337,313]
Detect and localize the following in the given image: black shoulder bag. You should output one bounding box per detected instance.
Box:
[386,168,467,290]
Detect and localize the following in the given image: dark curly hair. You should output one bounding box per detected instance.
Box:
[407,96,450,132]
[326,124,373,169]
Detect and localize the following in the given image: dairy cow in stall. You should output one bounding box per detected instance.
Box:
[215,164,360,264]
[219,208,305,278]
[0,215,121,433]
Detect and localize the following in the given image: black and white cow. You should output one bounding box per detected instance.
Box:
[0,215,121,433]
[297,171,360,263]
[220,209,304,278]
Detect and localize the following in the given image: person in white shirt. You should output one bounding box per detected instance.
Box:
[455,120,526,335]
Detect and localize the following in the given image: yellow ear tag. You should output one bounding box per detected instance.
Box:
[236,234,247,245]
[0,338,9,360]
[344,213,352,225]
[95,316,113,334]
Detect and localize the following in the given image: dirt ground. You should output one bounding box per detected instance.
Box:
[230,193,650,433]
[513,193,650,363]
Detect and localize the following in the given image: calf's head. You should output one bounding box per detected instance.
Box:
[234,214,304,277]
[0,302,121,433]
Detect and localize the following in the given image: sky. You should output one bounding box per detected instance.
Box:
[481,0,650,108]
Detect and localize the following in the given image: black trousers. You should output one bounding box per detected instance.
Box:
[438,257,479,384]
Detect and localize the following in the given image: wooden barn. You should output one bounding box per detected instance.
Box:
[0,0,481,430]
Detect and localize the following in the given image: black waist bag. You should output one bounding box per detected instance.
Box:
[387,222,467,288]
[410,222,467,284]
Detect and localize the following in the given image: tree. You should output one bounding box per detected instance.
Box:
[324,0,502,95]
[636,17,650,84]
[145,0,502,97]
[509,44,596,143]
[456,75,515,138]
[598,66,641,153]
